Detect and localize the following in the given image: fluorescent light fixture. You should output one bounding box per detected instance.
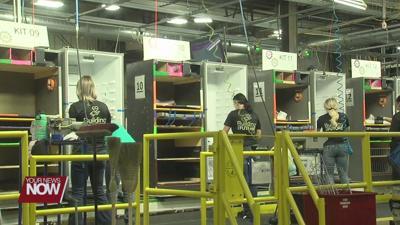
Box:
[167,17,188,25]
[397,46,400,50]
[34,0,64,8]
[105,4,120,11]
[194,17,213,24]
[272,29,282,40]
[231,43,248,48]
[2,14,14,20]
[334,0,367,10]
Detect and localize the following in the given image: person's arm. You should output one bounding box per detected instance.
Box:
[223,111,235,133]
[68,103,77,119]
[390,114,400,132]
[316,116,322,131]
[256,129,262,139]
[255,116,262,139]
[105,105,112,123]
[223,126,231,133]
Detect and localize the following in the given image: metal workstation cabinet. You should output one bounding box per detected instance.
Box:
[61,48,125,125]
[248,69,312,146]
[310,71,346,129]
[126,60,203,188]
[0,49,61,201]
[346,77,396,181]
[203,62,247,140]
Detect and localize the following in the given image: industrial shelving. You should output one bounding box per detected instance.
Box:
[347,77,396,181]
[127,59,203,188]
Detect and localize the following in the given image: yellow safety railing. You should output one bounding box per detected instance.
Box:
[29,154,141,225]
[144,131,278,225]
[0,131,29,225]
[199,148,279,225]
[280,131,400,225]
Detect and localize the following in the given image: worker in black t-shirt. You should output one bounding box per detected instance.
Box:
[390,96,400,179]
[224,93,261,146]
[68,75,112,225]
[317,97,351,184]
[224,93,261,220]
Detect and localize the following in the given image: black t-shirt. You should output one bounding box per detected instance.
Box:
[224,109,261,147]
[390,112,400,150]
[69,100,111,153]
[69,100,111,124]
[317,112,349,146]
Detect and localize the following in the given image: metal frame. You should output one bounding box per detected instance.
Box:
[6,129,400,224]
[0,131,29,225]
[28,154,141,225]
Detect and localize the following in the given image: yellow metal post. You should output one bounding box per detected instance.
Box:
[286,188,305,225]
[279,132,290,225]
[20,131,29,225]
[362,134,373,192]
[143,136,150,225]
[214,132,225,225]
[200,152,208,225]
[222,195,239,225]
[29,158,37,225]
[318,198,326,225]
[135,168,141,225]
[253,203,261,225]
[220,133,255,212]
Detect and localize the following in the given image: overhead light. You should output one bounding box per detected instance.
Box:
[167,17,188,25]
[2,14,14,20]
[271,29,282,40]
[105,4,120,11]
[397,46,400,50]
[194,17,213,24]
[334,0,367,10]
[231,43,248,48]
[101,4,106,8]
[34,0,64,8]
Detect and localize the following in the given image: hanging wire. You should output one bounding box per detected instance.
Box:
[238,0,275,135]
[155,0,159,38]
[32,0,35,24]
[332,1,345,111]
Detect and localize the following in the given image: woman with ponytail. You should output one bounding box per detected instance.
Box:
[224,93,261,220]
[317,98,351,184]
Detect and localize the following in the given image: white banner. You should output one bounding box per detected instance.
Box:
[0,20,49,49]
[143,37,190,61]
[262,50,297,71]
[351,59,381,78]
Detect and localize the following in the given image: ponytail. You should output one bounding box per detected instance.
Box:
[328,109,339,127]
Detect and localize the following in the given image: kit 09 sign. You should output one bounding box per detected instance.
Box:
[0,20,49,49]
[19,176,68,203]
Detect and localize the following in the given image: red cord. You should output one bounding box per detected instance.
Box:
[155,0,158,38]
[32,0,35,24]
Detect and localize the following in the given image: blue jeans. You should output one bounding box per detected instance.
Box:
[68,161,111,225]
[323,143,349,184]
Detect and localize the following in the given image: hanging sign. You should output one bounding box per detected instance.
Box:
[253,82,265,103]
[143,37,190,61]
[346,88,354,107]
[262,50,297,71]
[351,59,381,78]
[135,75,145,99]
[0,20,49,49]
